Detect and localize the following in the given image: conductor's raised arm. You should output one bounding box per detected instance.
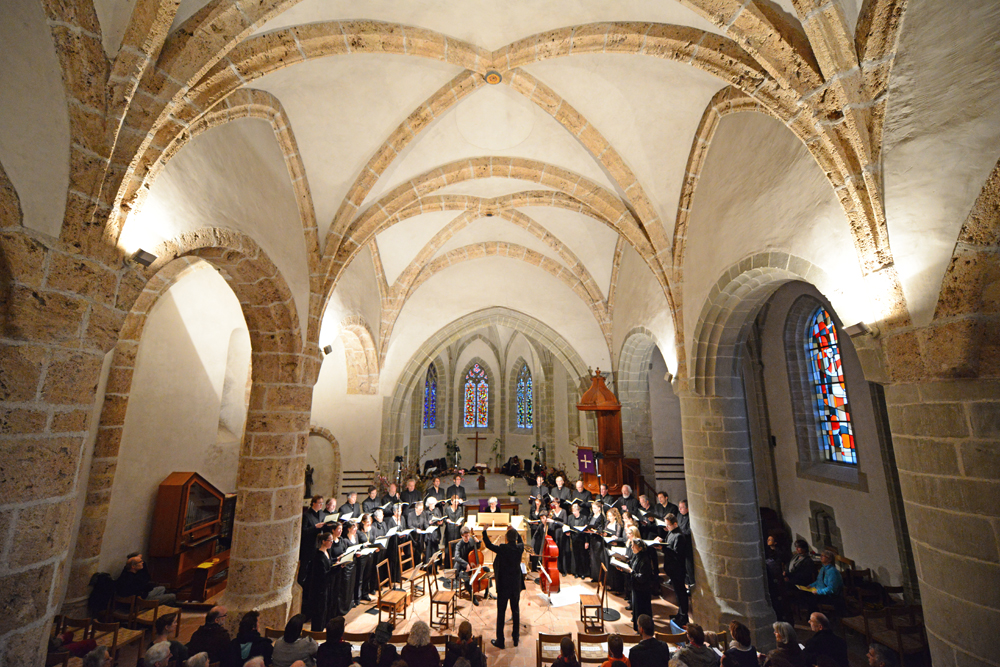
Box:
[481,528,498,552]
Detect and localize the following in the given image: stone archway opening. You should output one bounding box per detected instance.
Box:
[307,426,342,500]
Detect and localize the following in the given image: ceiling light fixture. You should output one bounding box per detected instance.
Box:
[129,249,157,268]
[484,70,502,85]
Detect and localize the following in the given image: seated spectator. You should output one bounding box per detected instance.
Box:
[552,637,581,667]
[360,622,397,667]
[144,642,172,667]
[808,551,844,611]
[673,624,720,667]
[759,623,804,667]
[81,646,111,667]
[602,634,630,667]
[316,616,353,667]
[724,621,758,667]
[786,541,818,587]
[444,621,484,667]
[629,615,672,667]
[187,607,231,665]
[401,621,440,667]
[867,644,897,667]
[225,610,272,667]
[802,613,847,667]
[272,614,319,667]
[153,614,188,665]
[117,552,177,605]
[186,654,209,667]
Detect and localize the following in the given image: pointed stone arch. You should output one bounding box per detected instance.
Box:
[308,425,342,499]
[339,316,379,395]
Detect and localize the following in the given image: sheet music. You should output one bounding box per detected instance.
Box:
[643,538,662,546]
[613,561,632,572]
[386,527,398,537]
[610,546,629,557]
[399,528,415,535]
[603,535,620,544]
[375,538,388,547]
[339,511,353,521]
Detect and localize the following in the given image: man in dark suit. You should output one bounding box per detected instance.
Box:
[629,614,671,667]
[301,495,325,564]
[663,514,690,625]
[446,474,467,501]
[482,527,524,649]
[803,613,848,667]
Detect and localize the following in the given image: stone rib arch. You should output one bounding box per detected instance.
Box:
[338,316,379,395]
[308,425,342,498]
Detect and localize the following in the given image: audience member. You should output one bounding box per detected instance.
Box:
[760,623,804,667]
[809,551,844,611]
[551,637,581,667]
[187,607,231,664]
[401,621,440,667]
[153,614,188,665]
[316,617,353,667]
[674,624,720,667]
[444,621,485,667]
[802,613,847,667]
[82,646,111,667]
[786,540,818,587]
[629,615,672,667]
[867,644,897,667]
[241,658,264,667]
[144,642,172,667]
[186,654,209,667]
[224,610,272,667]
[271,614,319,667]
[724,621,758,667]
[601,634,630,667]
[117,552,177,604]
[360,621,397,667]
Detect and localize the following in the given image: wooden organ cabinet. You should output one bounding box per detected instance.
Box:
[148,472,233,599]
[577,369,625,494]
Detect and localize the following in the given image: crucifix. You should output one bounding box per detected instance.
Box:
[467,430,486,464]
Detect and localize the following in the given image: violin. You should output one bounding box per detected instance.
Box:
[541,532,561,594]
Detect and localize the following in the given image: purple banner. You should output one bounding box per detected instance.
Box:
[577,448,597,474]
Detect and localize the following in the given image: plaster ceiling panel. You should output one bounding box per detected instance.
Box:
[257,0,723,48]
[521,207,619,299]
[322,244,382,347]
[122,118,311,339]
[434,178,559,199]
[93,0,135,56]
[362,83,618,206]
[374,210,458,285]
[433,216,563,266]
[381,257,612,390]
[525,54,725,240]
[0,0,70,238]
[684,113,867,343]
[252,54,463,245]
[881,0,1000,326]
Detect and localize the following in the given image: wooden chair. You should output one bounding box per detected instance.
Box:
[135,598,181,633]
[90,620,144,665]
[45,651,70,667]
[397,540,427,600]
[655,631,688,646]
[578,632,610,665]
[430,634,453,660]
[869,605,926,667]
[428,567,457,630]
[60,617,92,643]
[304,629,326,641]
[344,632,368,659]
[447,539,460,569]
[619,633,641,659]
[536,633,571,667]
[109,595,137,626]
[376,559,408,625]
[580,564,606,633]
[264,626,284,640]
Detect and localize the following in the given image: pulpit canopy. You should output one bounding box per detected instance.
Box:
[576,369,620,412]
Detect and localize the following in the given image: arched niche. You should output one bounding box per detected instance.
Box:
[307,426,342,499]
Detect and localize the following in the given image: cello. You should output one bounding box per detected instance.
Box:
[468,536,491,598]
[541,533,561,594]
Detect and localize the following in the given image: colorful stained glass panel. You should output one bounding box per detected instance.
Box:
[423,365,437,429]
[806,307,857,464]
[516,364,533,429]
[463,363,489,428]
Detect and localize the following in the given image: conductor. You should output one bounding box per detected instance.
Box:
[482,527,525,650]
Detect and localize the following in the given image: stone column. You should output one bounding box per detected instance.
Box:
[0,229,131,664]
[881,377,999,666]
[678,389,776,647]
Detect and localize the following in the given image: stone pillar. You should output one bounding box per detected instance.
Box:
[0,229,130,665]
[678,389,776,647]
[220,375,313,630]
[882,377,1000,666]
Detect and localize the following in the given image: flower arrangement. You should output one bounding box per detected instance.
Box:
[506,476,517,496]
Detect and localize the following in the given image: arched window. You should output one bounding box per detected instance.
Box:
[806,306,856,464]
[516,364,533,429]
[463,363,489,428]
[423,365,437,429]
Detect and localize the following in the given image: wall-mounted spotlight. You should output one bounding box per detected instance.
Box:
[129,249,157,267]
[843,322,874,337]
[322,344,334,356]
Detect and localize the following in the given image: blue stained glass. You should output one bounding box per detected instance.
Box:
[806,307,856,464]
[464,363,489,428]
[516,364,533,429]
[423,365,437,429]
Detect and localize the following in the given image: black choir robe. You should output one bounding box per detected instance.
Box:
[443,504,465,552]
[571,489,593,516]
[302,548,333,631]
[328,538,348,617]
[529,485,549,503]
[445,484,467,501]
[400,488,422,505]
[362,495,384,515]
[424,485,446,503]
[338,534,359,613]
[565,513,590,577]
[586,512,606,581]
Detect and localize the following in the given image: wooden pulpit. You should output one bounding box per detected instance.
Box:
[577,369,624,494]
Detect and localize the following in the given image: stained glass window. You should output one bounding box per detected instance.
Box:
[423,365,437,429]
[806,307,856,464]
[463,363,489,428]
[516,364,533,429]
